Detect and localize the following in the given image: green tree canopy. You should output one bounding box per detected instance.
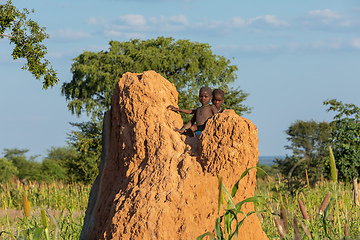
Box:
[41,159,67,182]
[324,99,360,182]
[0,0,58,89]
[62,37,250,119]
[3,148,42,181]
[275,120,331,192]
[66,121,102,184]
[0,157,18,182]
[42,146,79,182]
[284,120,330,160]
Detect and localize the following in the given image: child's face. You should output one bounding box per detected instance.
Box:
[199,90,212,106]
[212,94,224,109]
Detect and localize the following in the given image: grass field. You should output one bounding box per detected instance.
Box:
[0,175,359,239]
[0,179,90,239]
[255,176,360,239]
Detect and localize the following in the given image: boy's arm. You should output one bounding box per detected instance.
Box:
[181,109,196,114]
[167,105,195,114]
[177,112,196,133]
[184,113,196,129]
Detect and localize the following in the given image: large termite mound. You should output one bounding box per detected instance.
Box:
[80,70,268,240]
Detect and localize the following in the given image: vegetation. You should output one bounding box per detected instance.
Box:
[0,0,59,89]
[62,37,250,119]
[275,120,331,193]
[0,179,90,239]
[0,162,358,239]
[197,158,359,240]
[324,99,360,182]
[1,146,83,184]
[255,176,359,239]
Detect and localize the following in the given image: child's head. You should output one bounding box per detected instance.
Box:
[199,86,212,106]
[212,89,224,110]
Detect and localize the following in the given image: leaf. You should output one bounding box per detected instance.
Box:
[329,146,337,183]
[41,208,48,227]
[196,232,215,240]
[222,183,235,207]
[231,167,259,197]
[215,218,223,239]
[235,195,266,212]
[229,211,257,239]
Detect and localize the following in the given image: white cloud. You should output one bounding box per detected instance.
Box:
[308,9,341,19]
[309,39,342,49]
[104,30,146,39]
[118,14,147,26]
[301,9,360,31]
[231,17,247,28]
[241,44,279,52]
[249,15,288,27]
[230,15,288,29]
[51,29,91,41]
[350,38,360,48]
[192,19,222,30]
[88,13,287,36]
[285,39,344,52]
[215,43,280,55]
[89,14,189,35]
[216,37,360,57]
[86,17,104,25]
[169,15,188,25]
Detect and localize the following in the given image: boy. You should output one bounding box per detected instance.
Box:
[168,88,224,114]
[212,89,224,113]
[168,86,218,136]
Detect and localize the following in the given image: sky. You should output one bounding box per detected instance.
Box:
[1,0,360,160]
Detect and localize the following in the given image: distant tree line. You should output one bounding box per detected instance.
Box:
[258,99,360,193]
[0,146,93,184]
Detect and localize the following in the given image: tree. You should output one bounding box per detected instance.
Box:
[62,37,251,183]
[41,146,79,182]
[62,37,250,119]
[66,121,102,184]
[0,0,58,89]
[41,159,67,182]
[3,148,42,181]
[324,99,360,182]
[275,120,331,192]
[0,157,18,182]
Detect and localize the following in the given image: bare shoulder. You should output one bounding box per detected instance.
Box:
[210,105,217,110]
[210,104,218,113]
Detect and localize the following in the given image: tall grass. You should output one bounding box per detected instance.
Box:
[255,174,360,239]
[0,179,90,239]
[1,160,359,239]
[0,179,90,211]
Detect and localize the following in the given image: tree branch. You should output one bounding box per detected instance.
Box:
[288,157,308,180]
[0,33,14,38]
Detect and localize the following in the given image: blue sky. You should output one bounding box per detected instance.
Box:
[1,0,360,159]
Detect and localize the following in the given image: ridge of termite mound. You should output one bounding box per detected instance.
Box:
[80,70,268,240]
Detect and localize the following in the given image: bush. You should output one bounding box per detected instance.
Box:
[0,158,18,182]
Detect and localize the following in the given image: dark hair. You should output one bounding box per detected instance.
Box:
[213,89,224,99]
[199,86,212,95]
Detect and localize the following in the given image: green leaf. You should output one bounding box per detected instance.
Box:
[328,146,337,183]
[231,167,259,197]
[196,232,215,240]
[215,218,223,239]
[235,195,266,212]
